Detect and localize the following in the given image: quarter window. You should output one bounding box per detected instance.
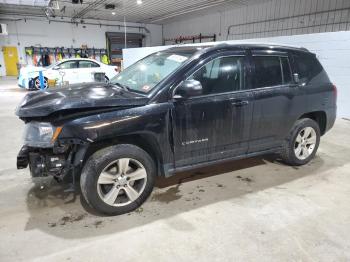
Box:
[189,56,244,95]
[293,53,323,83]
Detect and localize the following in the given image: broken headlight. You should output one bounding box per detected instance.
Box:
[23,122,62,148]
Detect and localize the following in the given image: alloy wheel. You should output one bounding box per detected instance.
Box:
[294,127,317,160]
[97,158,147,207]
[34,78,48,90]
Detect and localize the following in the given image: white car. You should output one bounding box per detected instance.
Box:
[18,58,119,90]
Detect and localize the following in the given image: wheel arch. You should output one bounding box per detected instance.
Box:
[81,133,165,177]
[298,111,327,135]
[33,75,48,81]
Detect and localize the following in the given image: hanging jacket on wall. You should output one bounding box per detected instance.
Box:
[43,54,50,66]
[101,54,109,64]
[32,55,38,66]
[49,54,55,64]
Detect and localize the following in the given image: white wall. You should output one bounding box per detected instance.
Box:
[123,45,171,68]
[0,17,162,76]
[163,0,350,42]
[123,31,350,117]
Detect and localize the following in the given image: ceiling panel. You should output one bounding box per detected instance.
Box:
[0,0,50,6]
[0,0,270,24]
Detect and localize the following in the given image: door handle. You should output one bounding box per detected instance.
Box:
[231,100,249,107]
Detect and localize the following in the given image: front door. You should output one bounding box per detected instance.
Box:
[57,60,80,84]
[172,54,254,168]
[78,60,101,83]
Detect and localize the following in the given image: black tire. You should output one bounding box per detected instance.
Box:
[280,118,320,166]
[80,144,156,215]
[33,76,48,90]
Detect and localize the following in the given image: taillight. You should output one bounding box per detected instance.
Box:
[333,84,337,104]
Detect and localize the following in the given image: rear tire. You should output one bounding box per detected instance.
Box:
[280,118,320,166]
[80,144,156,216]
[34,77,48,90]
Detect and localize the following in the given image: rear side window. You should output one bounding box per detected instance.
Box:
[79,61,100,68]
[253,55,293,88]
[59,61,78,69]
[253,56,282,88]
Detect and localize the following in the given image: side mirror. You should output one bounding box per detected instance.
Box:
[293,73,300,84]
[52,66,60,70]
[174,79,203,99]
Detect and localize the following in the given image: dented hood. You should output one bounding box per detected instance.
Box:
[16,82,149,118]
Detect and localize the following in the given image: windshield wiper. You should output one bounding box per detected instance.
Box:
[112,82,131,92]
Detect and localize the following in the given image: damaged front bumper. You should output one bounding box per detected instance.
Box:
[17,143,87,179]
[17,145,70,178]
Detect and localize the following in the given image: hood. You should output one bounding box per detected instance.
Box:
[16,82,149,118]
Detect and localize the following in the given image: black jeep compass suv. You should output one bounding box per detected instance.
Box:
[16,43,337,215]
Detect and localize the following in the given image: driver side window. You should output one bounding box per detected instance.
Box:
[189,56,244,95]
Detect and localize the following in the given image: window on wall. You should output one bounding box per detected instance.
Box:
[189,56,244,95]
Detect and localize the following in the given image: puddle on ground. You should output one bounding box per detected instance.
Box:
[93,220,103,228]
[236,175,254,183]
[151,184,182,204]
[48,213,87,227]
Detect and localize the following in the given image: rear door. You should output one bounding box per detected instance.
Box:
[172,52,254,167]
[248,50,305,153]
[78,60,101,83]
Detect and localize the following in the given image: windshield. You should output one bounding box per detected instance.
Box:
[110,51,193,93]
[45,61,60,69]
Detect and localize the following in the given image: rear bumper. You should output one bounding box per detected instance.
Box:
[325,107,337,133]
[17,77,35,89]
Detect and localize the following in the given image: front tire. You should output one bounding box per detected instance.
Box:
[280,118,320,166]
[80,144,156,215]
